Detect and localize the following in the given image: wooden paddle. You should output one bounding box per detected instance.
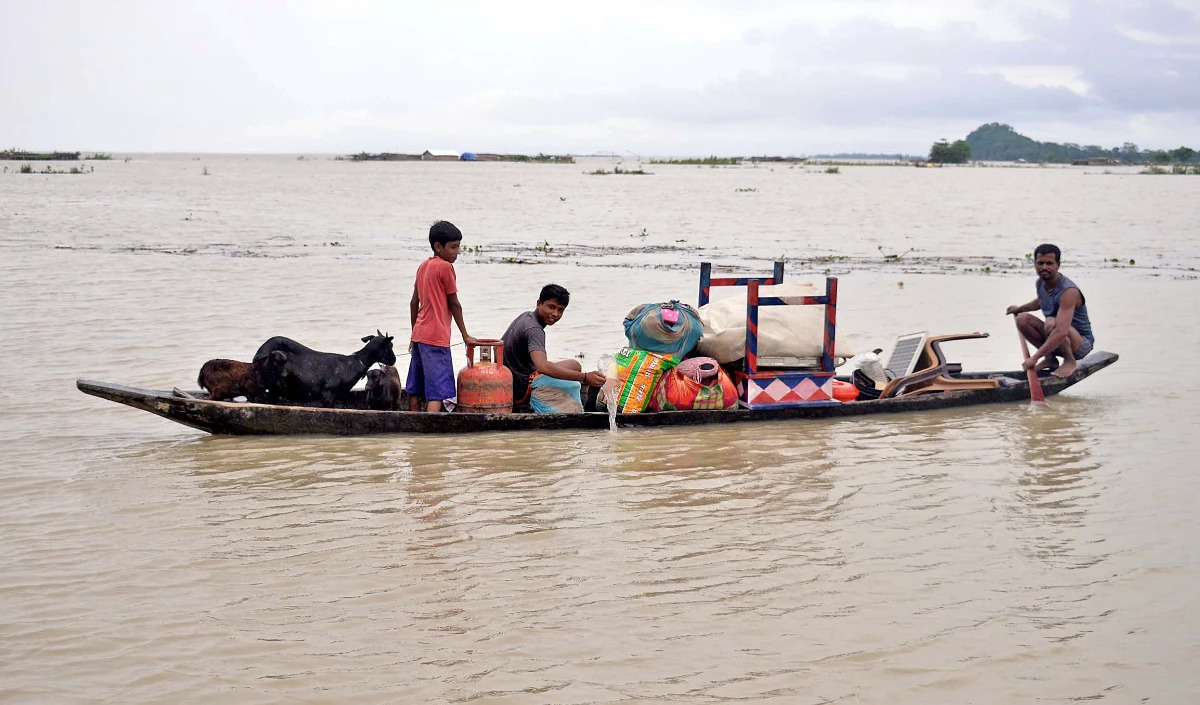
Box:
[1013,317,1046,403]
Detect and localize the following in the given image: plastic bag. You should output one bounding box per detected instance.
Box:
[597,353,619,379]
[846,349,888,389]
[596,353,621,410]
[612,347,679,413]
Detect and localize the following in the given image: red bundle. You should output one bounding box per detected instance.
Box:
[648,357,738,411]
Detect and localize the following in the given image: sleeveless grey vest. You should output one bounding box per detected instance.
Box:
[1038,274,1094,342]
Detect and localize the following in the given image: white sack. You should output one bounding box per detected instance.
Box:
[696,281,856,364]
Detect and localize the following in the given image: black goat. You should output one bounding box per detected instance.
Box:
[254,331,396,407]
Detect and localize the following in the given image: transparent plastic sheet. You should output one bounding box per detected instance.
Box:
[597,354,620,431]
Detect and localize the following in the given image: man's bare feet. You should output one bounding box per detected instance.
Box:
[1035,356,1058,372]
[1051,360,1078,378]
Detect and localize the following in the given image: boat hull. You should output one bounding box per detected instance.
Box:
[77,352,1117,436]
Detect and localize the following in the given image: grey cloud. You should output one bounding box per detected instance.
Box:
[488,1,1199,137]
[488,69,1091,130]
[4,0,1197,152]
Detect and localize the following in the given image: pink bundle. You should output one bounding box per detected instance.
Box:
[676,357,721,383]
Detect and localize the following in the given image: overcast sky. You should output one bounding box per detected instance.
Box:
[3,0,1198,155]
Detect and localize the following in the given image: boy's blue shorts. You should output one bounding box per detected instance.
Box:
[405,343,456,402]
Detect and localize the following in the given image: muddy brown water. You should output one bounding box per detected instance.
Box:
[1,156,1197,703]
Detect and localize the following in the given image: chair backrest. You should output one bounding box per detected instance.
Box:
[885,332,927,378]
[698,261,838,375]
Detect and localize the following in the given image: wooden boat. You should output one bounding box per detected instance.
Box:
[75,350,1117,436]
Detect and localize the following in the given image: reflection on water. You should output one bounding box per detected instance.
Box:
[1005,397,1106,555]
[988,398,1117,650]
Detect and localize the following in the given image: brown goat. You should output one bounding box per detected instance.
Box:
[197,352,288,402]
[198,359,262,401]
[365,364,403,410]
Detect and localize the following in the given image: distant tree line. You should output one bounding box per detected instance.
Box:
[810,153,917,160]
[929,139,971,164]
[959,123,1198,164]
[1,149,81,160]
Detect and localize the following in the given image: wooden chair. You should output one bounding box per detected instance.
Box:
[880,332,1000,398]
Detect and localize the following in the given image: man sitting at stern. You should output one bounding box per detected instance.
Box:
[502,284,606,413]
[1006,243,1095,378]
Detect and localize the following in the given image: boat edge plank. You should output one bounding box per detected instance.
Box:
[76,351,1118,436]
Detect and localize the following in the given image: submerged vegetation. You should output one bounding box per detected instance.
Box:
[589,165,651,175]
[649,156,807,166]
[347,151,574,163]
[1140,164,1200,175]
[512,153,575,163]
[16,162,93,174]
[804,159,912,167]
[650,155,742,165]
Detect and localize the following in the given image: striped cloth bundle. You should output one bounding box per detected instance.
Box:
[623,301,703,358]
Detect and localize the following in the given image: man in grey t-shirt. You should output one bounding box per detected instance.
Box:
[501,284,607,406]
[1006,243,1094,378]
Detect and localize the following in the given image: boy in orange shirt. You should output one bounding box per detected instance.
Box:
[406,221,476,412]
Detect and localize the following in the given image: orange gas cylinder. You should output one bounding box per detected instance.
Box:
[831,379,859,402]
[456,339,514,413]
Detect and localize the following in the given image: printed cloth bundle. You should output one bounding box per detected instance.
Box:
[649,356,738,411]
[612,347,679,413]
[623,301,703,359]
[529,374,584,414]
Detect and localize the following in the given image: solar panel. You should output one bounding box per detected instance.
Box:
[885,332,927,378]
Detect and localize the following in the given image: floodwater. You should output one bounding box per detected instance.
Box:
[1,156,1198,703]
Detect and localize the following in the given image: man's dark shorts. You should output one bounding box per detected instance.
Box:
[405,343,456,402]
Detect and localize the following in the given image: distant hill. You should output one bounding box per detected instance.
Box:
[964,123,1129,163]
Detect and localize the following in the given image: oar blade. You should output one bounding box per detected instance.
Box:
[1014,317,1046,405]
